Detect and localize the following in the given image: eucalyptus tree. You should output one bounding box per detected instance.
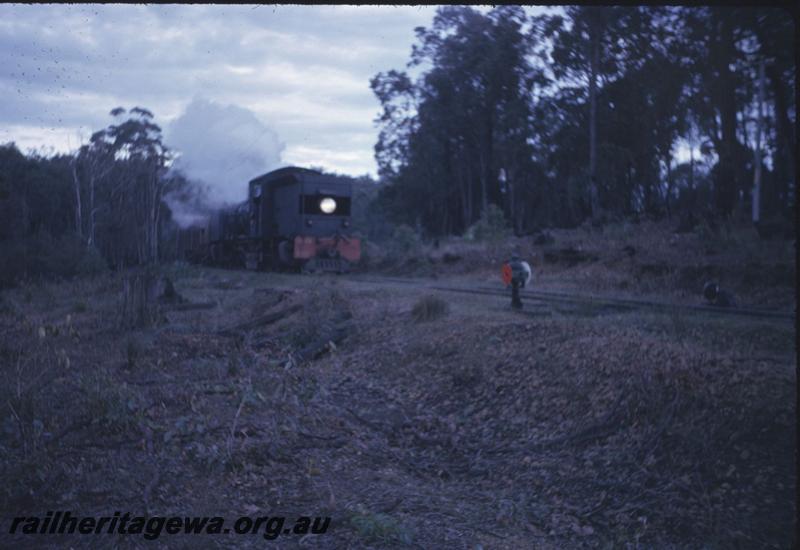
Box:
[371,6,793,231]
[680,7,757,217]
[606,7,690,216]
[89,107,173,266]
[71,138,115,248]
[372,5,539,235]
[545,6,626,219]
[740,8,795,218]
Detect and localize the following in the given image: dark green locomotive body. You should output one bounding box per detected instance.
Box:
[201,167,360,272]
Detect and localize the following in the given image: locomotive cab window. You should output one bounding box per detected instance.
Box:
[301,194,351,216]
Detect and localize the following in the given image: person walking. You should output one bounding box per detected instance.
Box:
[503,253,532,309]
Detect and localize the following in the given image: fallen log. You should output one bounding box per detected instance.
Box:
[217,304,302,336]
[294,312,353,362]
[167,301,217,311]
[543,247,598,266]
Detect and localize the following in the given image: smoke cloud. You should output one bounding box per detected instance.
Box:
[163,176,215,229]
[166,97,285,207]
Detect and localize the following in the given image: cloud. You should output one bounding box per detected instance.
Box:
[166,97,285,206]
[0,5,447,175]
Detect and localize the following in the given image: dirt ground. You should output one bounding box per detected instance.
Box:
[0,259,795,549]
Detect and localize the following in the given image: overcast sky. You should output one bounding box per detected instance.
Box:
[1,4,470,184]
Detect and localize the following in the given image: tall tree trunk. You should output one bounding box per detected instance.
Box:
[766,63,795,210]
[688,140,696,216]
[752,58,765,223]
[507,168,517,235]
[665,156,673,219]
[72,160,83,239]
[714,15,740,217]
[89,175,96,247]
[457,156,466,231]
[151,169,161,263]
[642,162,652,213]
[485,107,494,209]
[478,152,488,215]
[465,157,474,225]
[444,137,453,235]
[588,17,600,221]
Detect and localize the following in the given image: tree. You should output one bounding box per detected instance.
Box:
[546,7,625,220]
[71,139,114,248]
[682,7,755,217]
[369,6,794,233]
[746,8,795,219]
[372,6,539,236]
[89,107,173,265]
[371,70,416,181]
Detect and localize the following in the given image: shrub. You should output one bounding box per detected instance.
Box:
[391,224,421,254]
[464,204,509,242]
[373,224,423,269]
[0,241,26,287]
[411,294,448,322]
[350,512,412,545]
[69,370,142,434]
[0,232,107,287]
[75,245,109,277]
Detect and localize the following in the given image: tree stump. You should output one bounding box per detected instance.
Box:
[119,270,161,328]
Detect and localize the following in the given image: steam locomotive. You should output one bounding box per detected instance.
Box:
[178,166,361,272]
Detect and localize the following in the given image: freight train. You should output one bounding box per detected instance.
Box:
[177,166,360,273]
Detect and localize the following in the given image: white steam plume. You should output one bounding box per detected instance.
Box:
[165,97,285,216]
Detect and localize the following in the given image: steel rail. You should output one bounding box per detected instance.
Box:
[349,275,795,323]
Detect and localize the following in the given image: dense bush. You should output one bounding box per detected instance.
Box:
[391,224,421,254]
[464,204,509,242]
[0,232,108,288]
[350,177,394,242]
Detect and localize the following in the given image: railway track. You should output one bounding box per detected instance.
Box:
[350,275,795,324]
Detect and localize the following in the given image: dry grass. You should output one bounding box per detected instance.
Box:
[411,294,449,322]
[365,219,794,309]
[0,263,794,548]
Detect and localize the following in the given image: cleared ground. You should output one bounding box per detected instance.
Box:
[0,263,795,549]
[369,219,796,311]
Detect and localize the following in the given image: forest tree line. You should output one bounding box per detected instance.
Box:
[0,105,384,287]
[371,6,796,235]
[0,107,200,286]
[0,6,795,286]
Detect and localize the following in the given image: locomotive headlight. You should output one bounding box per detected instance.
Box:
[319,197,337,214]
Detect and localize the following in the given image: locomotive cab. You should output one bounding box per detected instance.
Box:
[246,167,360,272]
